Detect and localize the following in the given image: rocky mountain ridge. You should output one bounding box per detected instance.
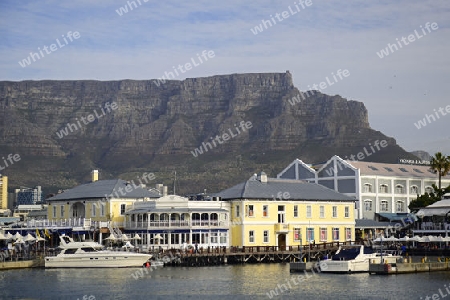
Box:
[0,72,417,194]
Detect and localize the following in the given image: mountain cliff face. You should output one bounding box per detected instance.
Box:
[0,72,416,194]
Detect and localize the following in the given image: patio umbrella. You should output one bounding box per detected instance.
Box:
[14,238,25,244]
[13,232,22,240]
[5,232,13,240]
[120,234,129,241]
[0,232,8,240]
[384,236,399,242]
[132,234,141,240]
[23,233,36,242]
[398,236,410,242]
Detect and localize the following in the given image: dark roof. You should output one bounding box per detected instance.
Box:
[47,179,161,201]
[214,175,356,202]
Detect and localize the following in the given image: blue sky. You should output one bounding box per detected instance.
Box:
[0,0,449,155]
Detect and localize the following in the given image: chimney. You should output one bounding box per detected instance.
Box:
[91,170,99,182]
[258,172,268,183]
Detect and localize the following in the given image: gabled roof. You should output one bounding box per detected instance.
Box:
[47,179,161,201]
[215,174,355,201]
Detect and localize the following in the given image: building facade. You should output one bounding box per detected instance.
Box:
[0,175,7,211]
[124,195,230,250]
[15,186,44,205]
[277,156,450,220]
[215,172,356,248]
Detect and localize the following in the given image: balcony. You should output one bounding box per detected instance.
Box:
[275,223,289,233]
[125,220,228,229]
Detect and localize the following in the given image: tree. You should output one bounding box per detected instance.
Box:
[408,184,450,211]
[430,152,450,191]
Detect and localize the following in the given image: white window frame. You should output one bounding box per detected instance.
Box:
[364,183,372,193]
[344,206,349,218]
[92,203,96,217]
[364,200,372,211]
[396,201,404,212]
[263,205,268,217]
[320,227,327,242]
[320,206,325,218]
[60,205,65,218]
[332,228,340,241]
[249,230,255,243]
[345,228,352,240]
[294,205,298,218]
[306,205,312,218]
[380,200,388,212]
[263,230,269,243]
[332,206,337,218]
[120,203,126,215]
[380,184,388,193]
[395,184,404,194]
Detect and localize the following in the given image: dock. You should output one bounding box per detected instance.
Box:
[0,258,44,270]
[162,242,349,267]
[369,257,450,275]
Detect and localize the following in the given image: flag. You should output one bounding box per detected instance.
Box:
[36,229,41,238]
[44,229,51,239]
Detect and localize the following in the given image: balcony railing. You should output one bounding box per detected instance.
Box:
[126,220,227,229]
[25,218,92,230]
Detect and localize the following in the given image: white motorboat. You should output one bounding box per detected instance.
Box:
[321,245,401,273]
[45,235,152,268]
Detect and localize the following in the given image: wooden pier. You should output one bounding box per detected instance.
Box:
[369,257,450,275]
[160,241,354,267]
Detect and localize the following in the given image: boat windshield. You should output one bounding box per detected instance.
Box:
[81,247,98,252]
[332,247,361,261]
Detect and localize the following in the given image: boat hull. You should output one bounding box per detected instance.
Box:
[45,252,152,268]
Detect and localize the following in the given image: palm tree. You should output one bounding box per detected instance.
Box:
[430,152,450,191]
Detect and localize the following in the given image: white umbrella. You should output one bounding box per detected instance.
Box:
[13,232,22,240]
[442,236,450,242]
[5,232,13,240]
[384,236,399,242]
[131,234,141,240]
[0,232,8,240]
[23,233,36,242]
[120,234,129,241]
[14,238,25,244]
[36,236,46,242]
[152,234,163,240]
[105,235,117,240]
[398,236,410,242]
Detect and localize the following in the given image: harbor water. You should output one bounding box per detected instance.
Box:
[1,264,450,299]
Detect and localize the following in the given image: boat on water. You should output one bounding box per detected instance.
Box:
[45,235,152,268]
[321,245,401,273]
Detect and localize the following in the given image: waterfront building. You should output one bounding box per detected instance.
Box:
[0,174,8,211]
[124,195,230,250]
[214,172,356,248]
[43,171,161,242]
[15,186,44,205]
[277,156,450,220]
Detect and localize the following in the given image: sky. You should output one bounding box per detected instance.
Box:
[0,0,449,155]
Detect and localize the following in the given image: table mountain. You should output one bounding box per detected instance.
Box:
[0,72,417,194]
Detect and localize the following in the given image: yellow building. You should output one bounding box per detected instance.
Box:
[215,172,356,248]
[0,175,8,210]
[47,174,160,228]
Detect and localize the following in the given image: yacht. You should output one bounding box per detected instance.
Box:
[321,245,401,273]
[45,235,152,268]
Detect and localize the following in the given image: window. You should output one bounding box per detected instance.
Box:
[364,200,372,211]
[380,200,388,212]
[410,185,419,194]
[364,183,372,193]
[395,185,404,194]
[399,168,408,173]
[92,203,96,217]
[384,167,393,172]
[263,230,269,243]
[307,228,314,242]
[368,165,379,171]
[294,205,298,218]
[236,205,240,218]
[60,205,65,218]
[263,205,268,217]
[345,228,352,240]
[306,205,312,218]
[320,228,327,242]
[278,205,285,224]
[332,228,340,241]
[332,206,337,218]
[344,206,349,218]
[249,230,254,243]
[413,168,423,173]
[294,228,301,242]
[53,205,56,218]
[425,186,433,194]
[396,201,404,212]
[100,203,105,217]
[380,184,388,193]
[320,206,325,218]
[247,205,254,217]
[211,233,218,243]
[120,204,126,215]
[220,232,227,244]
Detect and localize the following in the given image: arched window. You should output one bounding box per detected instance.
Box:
[380,184,389,193]
[425,186,433,194]
[364,200,372,211]
[380,200,388,212]
[364,184,373,193]
[396,201,404,212]
[410,185,419,194]
[395,185,404,194]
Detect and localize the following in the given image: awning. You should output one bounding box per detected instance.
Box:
[416,208,450,217]
[376,213,417,222]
